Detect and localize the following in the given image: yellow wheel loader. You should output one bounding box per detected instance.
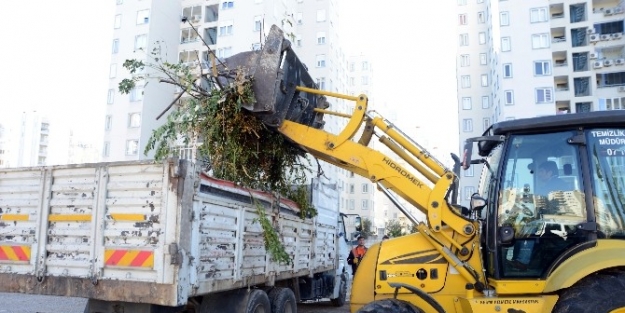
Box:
[221,24,625,313]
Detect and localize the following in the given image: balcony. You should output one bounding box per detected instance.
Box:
[556,101,571,114]
[555,75,570,92]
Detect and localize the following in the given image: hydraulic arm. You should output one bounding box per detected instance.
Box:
[220,24,480,284]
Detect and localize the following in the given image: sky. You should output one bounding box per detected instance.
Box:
[0,1,459,162]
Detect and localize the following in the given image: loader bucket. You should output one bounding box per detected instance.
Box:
[217,25,325,129]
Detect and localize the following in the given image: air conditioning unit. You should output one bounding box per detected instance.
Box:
[589,52,599,59]
[618,86,625,92]
[615,58,625,65]
[605,8,614,15]
[193,15,202,22]
[612,32,623,39]
[614,7,624,14]
[593,60,603,68]
[587,28,596,34]
[590,34,601,42]
[601,34,611,41]
[604,59,614,66]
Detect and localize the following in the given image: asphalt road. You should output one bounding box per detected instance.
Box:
[0,293,351,313]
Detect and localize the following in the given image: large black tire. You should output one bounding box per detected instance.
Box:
[330,275,347,307]
[356,299,423,313]
[246,289,272,313]
[268,287,297,313]
[553,271,625,313]
[200,289,271,313]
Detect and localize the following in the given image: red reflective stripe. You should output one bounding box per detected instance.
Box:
[0,247,7,260]
[12,246,28,261]
[130,251,152,267]
[106,250,127,265]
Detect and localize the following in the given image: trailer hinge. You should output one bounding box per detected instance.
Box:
[169,243,182,265]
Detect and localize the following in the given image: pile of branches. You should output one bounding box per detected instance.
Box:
[117,41,316,265]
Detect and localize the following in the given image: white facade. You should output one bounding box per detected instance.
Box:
[0,112,50,168]
[456,0,625,206]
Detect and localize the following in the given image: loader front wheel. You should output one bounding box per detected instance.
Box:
[553,271,625,313]
[355,299,423,313]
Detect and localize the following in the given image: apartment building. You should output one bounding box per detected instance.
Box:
[456,0,625,205]
[104,0,380,226]
[0,112,50,168]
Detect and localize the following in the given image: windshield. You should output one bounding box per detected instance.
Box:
[587,128,625,238]
[497,131,587,278]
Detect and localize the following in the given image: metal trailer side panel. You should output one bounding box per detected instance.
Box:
[191,176,339,295]
[0,160,187,306]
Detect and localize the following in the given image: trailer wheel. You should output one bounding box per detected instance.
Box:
[330,275,347,307]
[246,289,272,313]
[268,287,296,313]
[356,299,422,313]
[553,271,625,313]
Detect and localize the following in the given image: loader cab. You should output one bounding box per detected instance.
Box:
[464,111,625,280]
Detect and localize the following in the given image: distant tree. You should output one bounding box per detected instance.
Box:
[361,217,375,239]
[385,219,404,238]
[408,223,419,234]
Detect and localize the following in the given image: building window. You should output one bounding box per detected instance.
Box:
[126,140,139,156]
[483,117,490,131]
[349,184,355,193]
[458,0,467,5]
[181,28,199,43]
[362,61,369,70]
[136,9,149,25]
[130,86,144,102]
[464,166,474,177]
[536,88,553,103]
[317,32,326,44]
[254,16,262,31]
[105,115,112,131]
[461,75,471,88]
[464,186,476,200]
[462,119,473,132]
[460,54,470,67]
[362,200,368,210]
[114,15,121,29]
[316,10,326,22]
[482,96,489,109]
[478,11,485,23]
[500,12,510,26]
[481,74,488,86]
[222,1,234,9]
[479,53,487,65]
[530,7,548,23]
[296,12,303,24]
[112,39,119,54]
[128,113,141,128]
[459,33,469,46]
[217,47,232,58]
[116,0,123,4]
[459,14,467,25]
[349,199,355,210]
[534,61,551,76]
[103,142,110,157]
[219,21,233,36]
[361,76,369,85]
[503,63,512,78]
[462,97,472,110]
[576,102,592,112]
[107,89,115,104]
[316,77,325,89]
[316,54,326,67]
[531,33,550,49]
[109,64,117,78]
[501,37,511,51]
[504,90,514,105]
[479,32,486,44]
[362,183,369,193]
[134,34,147,51]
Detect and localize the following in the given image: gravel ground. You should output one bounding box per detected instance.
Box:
[0,291,351,313]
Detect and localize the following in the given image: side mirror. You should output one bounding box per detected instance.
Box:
[462,140,474,170]
[499,224,515,245]
[470,194,487,212]
[355,216,362,232]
